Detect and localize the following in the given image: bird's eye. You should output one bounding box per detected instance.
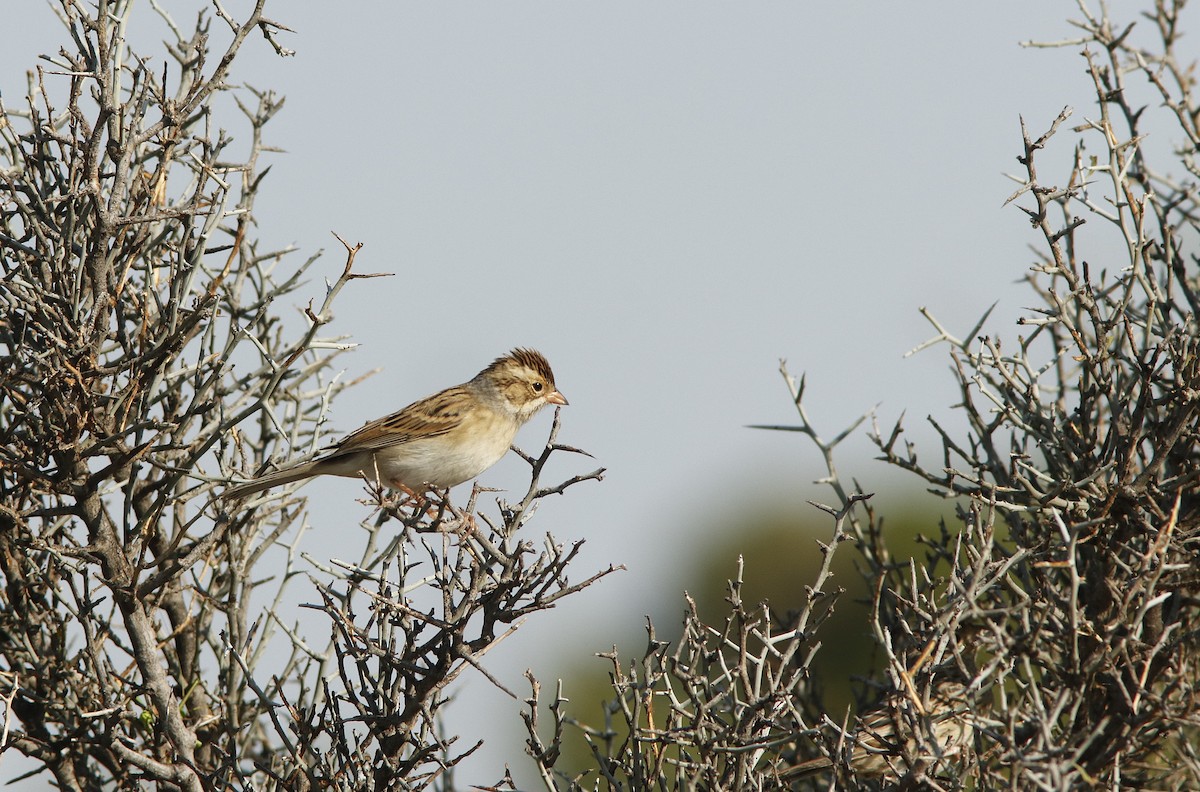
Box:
[533,382,544,392]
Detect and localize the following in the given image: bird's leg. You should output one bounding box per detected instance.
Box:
[391,483,460,530]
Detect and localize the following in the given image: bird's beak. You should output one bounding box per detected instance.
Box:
[547,390,568,406]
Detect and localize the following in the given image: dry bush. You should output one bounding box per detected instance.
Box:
[522,2,1200,789]
[0,3,607,790]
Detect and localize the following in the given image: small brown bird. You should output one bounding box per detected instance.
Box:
[225,348,566,499]
[780,676,974,782]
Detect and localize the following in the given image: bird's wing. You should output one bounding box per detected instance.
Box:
[329,386,466,454]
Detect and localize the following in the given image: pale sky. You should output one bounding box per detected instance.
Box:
[3,1,1181,786]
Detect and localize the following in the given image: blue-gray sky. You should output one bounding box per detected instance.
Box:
[4,2,1182,785]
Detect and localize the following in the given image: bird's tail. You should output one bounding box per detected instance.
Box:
[223,460,322,500]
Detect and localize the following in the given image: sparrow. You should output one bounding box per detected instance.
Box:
[780,676,974,782]
[224,348,566,499]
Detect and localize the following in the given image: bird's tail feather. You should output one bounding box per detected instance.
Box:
[223,460,322,500]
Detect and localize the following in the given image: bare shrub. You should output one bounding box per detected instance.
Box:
[522,2,1200,789]
[0,3,608,789]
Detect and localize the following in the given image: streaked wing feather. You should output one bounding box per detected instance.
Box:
[329,386,466,454]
